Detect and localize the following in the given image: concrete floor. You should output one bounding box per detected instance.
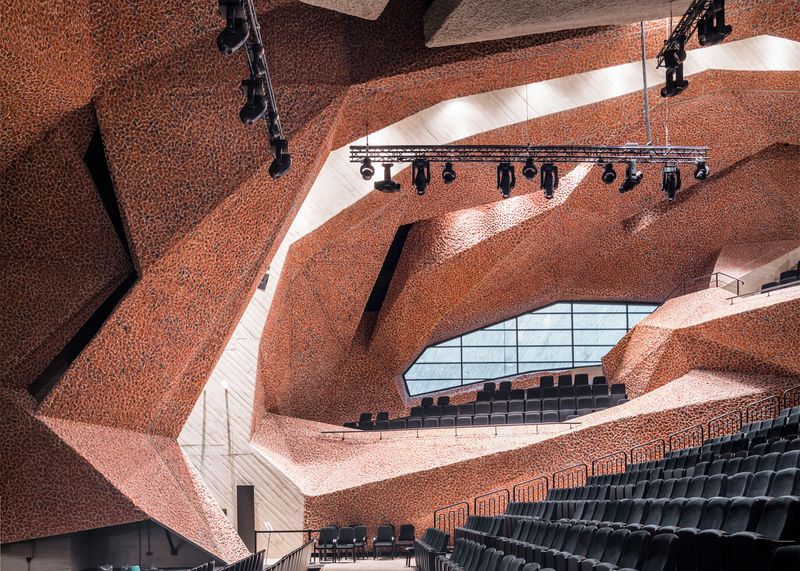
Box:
[322,556,413,570]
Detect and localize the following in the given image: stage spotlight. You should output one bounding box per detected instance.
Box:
[662,36,687,68]
[442,162,457,184]
[374,163,401,193]
[239,78,267,124]
[217,0,250,55]
[699,1,732,46]
[662,165,682,201]
[540,163,558,199]
[661,64,689,98]
[412,158,431,195]
[497,162,516,199]
[268,138,291,179]
[619,160,643,193]
[522,157,537,180]
[360,158,375,180]
[694,161,709,180]
[601,163,617,184]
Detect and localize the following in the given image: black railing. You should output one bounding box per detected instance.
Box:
[707,409,742,439]
[784,385,800,409]
[552,463,588,489]
[591,451,628,476]
[512,476,549,502]
[321,420,581,439]
[746,395,781,423]
[668,424,704,452]
[474,488,510,516]
[630,438,665,464]
[221,550,265,571]
[664,271,743,301]
[434,501,470,545]
[189,562,215,571]
[265,541,314,571]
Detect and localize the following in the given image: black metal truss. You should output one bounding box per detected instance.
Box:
[350,144,709,165]
[656,0,715,68]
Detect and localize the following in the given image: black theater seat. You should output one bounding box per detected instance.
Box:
[540,375,555,388]
[728,496,800,571]
[525,412,541,424]
[439,416,455,427]
[491,413,507,425]
[423,417,439,428]
[493,401,509,414]
[526,399,542,412]
[456,415,472,426]
[508,399,525,413]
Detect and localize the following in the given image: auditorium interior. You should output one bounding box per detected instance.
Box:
[3,1,800,570]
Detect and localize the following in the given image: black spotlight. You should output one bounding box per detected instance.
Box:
[497,162,516,199]
[661,64,689,98]
[522,157,537,180]
[694,161,709,180]
[360,157,375,181]
[601,163,617,184]
[217,0,250,55]
[699,0,732,46]
[412,158,431,195]
[374,163,401,193]
[662,36,687,68]
[442,162,456,184]
[268,138,291,179]
[619,160,643,193]
[239,78,267,124]
[662,165,682,201]
[540,163,558,199]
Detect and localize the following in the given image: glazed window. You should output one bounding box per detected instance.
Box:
[403,302,658,396]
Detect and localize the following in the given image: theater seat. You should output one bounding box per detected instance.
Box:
[695,497,765,571]
[727,496,800,571]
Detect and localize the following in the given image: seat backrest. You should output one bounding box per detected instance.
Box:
[628,499,650,524]
[484,549,505,571]
[354,525,367,541]
[338,527,355,544]
[584,526,612,559]
[494,389,509,401]
[470,548,496,571]
[725,472,753,497]
[496,554,517,571]
[598,529,629,566]
[702,474,726,498]
[644,479,663,499]
[359,412,372,422]
[558,374,572,386]
[639,532,678,571]
[723,497,764,534]
[318,526,336,545]
[614,530,650,569]
[475,402,491,414]
[421,397,433,407]
[560,524,584,554]
[398,523,414,541]
[686,476,708,498]
[484,382,496,392]
[779,450,800,470]
[574,373,589,385]
[376,525,393,542]
[644,498,669,524]
[753,496,800,540]
[633,480,648,499]
[436,396,450,407]
[747,470,775,497]
[671,477,691,498]
[759,452,781,472]
[572,525,597,557]
[677,497,706,527]
[769,468,800,497]
[740,454,760,474]
[660,498,686,526]
[698,497,730,530]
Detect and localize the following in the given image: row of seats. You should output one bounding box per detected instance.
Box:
[469,519,678,571]
[345,375,626,429]
[437,538,534,571]
[414,395,623,418]
[760,260,800,291]
[417,528,450,571]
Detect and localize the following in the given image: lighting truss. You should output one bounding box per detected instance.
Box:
[656,0,730,69]
[350,144,709,165]
[217,0,290,178]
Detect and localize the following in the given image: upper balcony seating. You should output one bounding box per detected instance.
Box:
[347,374,626,430]
[760,260,800,291]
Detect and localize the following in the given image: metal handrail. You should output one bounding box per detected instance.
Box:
[591,450,628,476]
[727,278,800,303]
[784,385,800,409]
[664,271,743,301]
[552,463,588,489]
[707,409,743,439]
[321,420,581,439]
[433,501,470,547]
[512,476,549,502]
[668,424,704,451]
[630,438,666,464]
[473,488,510,515]
[745,395,781,423]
